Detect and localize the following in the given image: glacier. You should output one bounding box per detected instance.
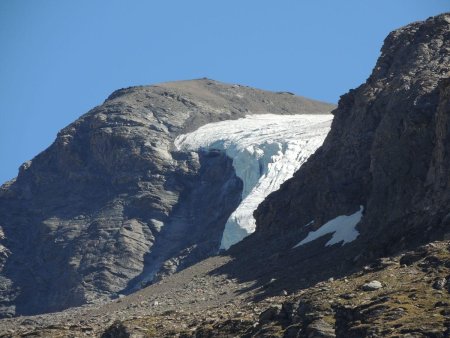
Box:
[174,114,333,250]
[293,206,363,248]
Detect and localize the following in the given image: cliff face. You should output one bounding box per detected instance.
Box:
[254,14,450,258]
[0,79,334,317]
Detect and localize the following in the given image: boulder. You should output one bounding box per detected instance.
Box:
[362,281,383,291]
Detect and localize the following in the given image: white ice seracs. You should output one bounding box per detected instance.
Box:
[174,114,333,250]
[293,206,363,248]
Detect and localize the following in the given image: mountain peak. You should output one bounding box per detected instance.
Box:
[0,80,333,317]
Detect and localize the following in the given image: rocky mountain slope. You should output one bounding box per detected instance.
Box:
[92,13,450,336]
[248,12,450,264]
[0,240,448,337]
[1,12,449,338]
[0,79,334,317]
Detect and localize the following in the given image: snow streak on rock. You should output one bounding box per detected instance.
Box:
[293,206,363,248]
[175,114,333,249]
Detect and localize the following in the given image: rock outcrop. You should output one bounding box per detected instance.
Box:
[0,79,334,317]
[253,13,450,260]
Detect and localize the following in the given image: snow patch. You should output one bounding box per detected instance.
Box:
[293,206,363,248]
[175,114,333,250]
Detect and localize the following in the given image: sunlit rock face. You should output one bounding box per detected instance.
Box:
[175,114,333,249]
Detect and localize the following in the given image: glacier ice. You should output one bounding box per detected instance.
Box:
[175,114,333,250]
[293,206,363,248]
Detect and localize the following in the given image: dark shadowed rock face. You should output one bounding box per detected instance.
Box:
[254,14,450,259]
[0,79,334,317]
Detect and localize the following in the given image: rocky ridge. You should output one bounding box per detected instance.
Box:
[250,12,450,263]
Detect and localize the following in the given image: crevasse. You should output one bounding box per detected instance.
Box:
[174,114,333,250]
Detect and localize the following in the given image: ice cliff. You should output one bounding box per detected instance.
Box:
[175,114,333,249]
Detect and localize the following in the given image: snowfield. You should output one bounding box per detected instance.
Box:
[293,206,363,248]
[175,114,333,249]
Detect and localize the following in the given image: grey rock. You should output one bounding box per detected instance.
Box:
[362,280,383,291]
[283,324,302,338]
[0,79,333,317]
[253,13,450,268]
[101,320,130,338]
[400,250,428,266]
[259,305,282,324]
[434,301,449,307]
[305,319,335,338]
[432,278,446,290]
[339,293,356,300]
[262,278,277,289]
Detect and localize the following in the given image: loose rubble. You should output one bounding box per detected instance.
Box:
[0,240,448,337]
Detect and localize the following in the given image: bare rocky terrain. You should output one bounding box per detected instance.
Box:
[1,11,450,338]
[249,12,450,276]
[256,12,450,246]
[0,240,448,337]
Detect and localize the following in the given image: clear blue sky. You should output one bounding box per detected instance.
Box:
[0,1,448,184]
